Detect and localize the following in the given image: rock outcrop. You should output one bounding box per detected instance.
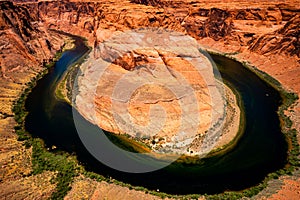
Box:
[76,29,226,155]
[132,0,300,59]
[0,1,66,115]
[0,1,65,74]
[13,0,298,61]
[249,15,300,59]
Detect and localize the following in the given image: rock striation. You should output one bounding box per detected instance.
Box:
[76,29,226,156]
[0,1,66,115]
[132,0,300,60]
[249,14,300,59]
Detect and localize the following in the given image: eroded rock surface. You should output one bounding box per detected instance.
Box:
[76,29,226,155]
[132,0,300,60]
[0,1,66,116]
[249,14,300,58]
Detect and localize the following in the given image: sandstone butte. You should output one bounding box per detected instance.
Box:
[75,28,236,157]
[0,0,299,199]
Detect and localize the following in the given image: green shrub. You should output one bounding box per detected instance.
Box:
[10,37,83,199]
[31,139,78,199]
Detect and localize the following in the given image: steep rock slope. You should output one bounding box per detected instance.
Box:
[0,1,65,115]
[132,0,300,59]
[0,1,66,199]
[249,14,300,59]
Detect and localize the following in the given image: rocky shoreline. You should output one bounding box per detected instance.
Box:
[211,81,241,152]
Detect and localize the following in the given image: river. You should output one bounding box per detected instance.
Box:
[25,36,287,194]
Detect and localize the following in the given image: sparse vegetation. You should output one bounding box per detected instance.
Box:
[11,38,299,200]
[31,139,79,199]
[11,37,83,199]
[104,131,152,153]
[55,40,92,104]
[13,70,48,140]
[83,169,202,199]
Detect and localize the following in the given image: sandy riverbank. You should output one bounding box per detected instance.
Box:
[212,82,241,151]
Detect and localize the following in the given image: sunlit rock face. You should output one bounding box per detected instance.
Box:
[75,29,226,155]
[131,0,299,60]
[0,1,66,115]
[8,0,299,60]
[249,15,300,58]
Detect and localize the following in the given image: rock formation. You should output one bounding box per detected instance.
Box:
[76,29,226,156]
[0,0,299,199]
[132,0,300,61]
[249,14,300,59]
[0,1,66,114]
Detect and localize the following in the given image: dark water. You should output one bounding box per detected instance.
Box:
[25,36,287,194]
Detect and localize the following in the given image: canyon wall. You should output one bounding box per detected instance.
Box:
[0,1,66,199]
[131,0,299,59]
[7,0,296,62]
[32,0,300,142]
[0,1,66,115]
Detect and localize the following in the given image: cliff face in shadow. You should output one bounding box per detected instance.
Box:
[249,15,300,58]
[131,0,299,60]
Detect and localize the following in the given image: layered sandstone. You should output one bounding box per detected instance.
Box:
[0,1,66,116]
[75,29,227,156]
[16,0,299,61]
[132,0,299,60]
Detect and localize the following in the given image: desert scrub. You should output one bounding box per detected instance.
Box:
[31,139,79,199]
[13,82,79,199]
[11,35,82,199]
